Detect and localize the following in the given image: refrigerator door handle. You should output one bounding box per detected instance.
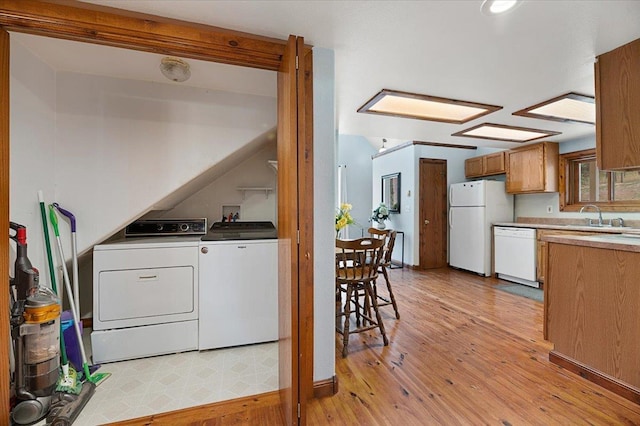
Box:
[449,209,453,228]
[448,185,453,205]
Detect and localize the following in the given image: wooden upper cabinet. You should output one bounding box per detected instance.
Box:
[464,156,484,178]
[595,37,640,170]
[484,151,506,175]
[506,142,559,194]
[464,151,506,178]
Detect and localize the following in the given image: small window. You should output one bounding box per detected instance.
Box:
[560,149,640,212]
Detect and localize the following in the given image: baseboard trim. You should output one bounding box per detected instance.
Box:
[112,390,281,425]
[314,375,339,398]
[549,351,640,405]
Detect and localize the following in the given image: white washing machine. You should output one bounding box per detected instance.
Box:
[198,222,278,350]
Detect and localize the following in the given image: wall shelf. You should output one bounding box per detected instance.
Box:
[237,187,274,199]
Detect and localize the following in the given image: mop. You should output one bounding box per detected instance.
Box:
[37,191,80,394]
[49,205,111,386]
[52,203,79,316]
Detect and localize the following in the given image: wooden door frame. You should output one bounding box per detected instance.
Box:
[418,158,447,269]
[0,0,314,423]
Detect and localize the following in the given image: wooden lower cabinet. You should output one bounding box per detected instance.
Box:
[536,229,595,283]
[546,240,640,401]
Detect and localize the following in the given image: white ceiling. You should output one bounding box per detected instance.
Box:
[14,0,640,151]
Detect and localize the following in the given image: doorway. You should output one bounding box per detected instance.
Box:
[418,158,447,269]
[0,3,312,425]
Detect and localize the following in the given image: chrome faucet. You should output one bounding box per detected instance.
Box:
[579,204,603,226]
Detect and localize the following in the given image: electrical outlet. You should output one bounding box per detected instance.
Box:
[546,205,553,214]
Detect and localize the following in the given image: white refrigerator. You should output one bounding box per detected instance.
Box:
[449,180,514,276]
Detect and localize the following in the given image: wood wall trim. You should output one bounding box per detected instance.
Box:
[413,140,478,150]
[299,43,315,405]
[313,376,339,398]
[111,390,283,425]
[0,0,287,70]
[549,351,640,405]
[0,27,10,420]
[372,140,477,159]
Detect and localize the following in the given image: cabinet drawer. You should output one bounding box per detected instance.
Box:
[98,266,195,323]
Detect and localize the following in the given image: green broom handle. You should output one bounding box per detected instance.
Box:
[38,191,57,294]
[39,191,68,366]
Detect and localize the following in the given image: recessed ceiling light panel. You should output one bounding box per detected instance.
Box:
[358,89,502,124]
[452,123,561,143]
[513,92,595,124]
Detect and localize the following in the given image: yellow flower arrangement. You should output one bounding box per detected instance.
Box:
[335,203,355,233]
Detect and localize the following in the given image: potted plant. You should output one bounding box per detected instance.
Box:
[371,203,389,229]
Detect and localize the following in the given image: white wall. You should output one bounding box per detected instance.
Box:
[11,39,276,313]
[372,144,479,266]
[9,38,57,285]
[313,47,336,382]
[337,134,376,237]
[53,72,276,255]
[156,143,277,226]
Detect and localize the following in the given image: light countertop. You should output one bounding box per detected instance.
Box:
[493,222,640,234]
[542,233,640,253]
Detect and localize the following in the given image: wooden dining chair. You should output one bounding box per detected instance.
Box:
[368,228,400,319]
[335,237,388,357]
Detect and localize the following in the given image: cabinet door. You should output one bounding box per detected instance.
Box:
[506,142,559,193]
[465,156,484,178]
[506,144,545,193]
[596,38,640,170]
[537,229,602,285]
[484,151,506,175]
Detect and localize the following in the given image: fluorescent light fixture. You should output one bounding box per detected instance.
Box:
[357,89,502,124]
[452,123,561,143]
[513,92,595,124]
[481,0,520,15]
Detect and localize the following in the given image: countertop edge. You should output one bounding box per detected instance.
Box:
[542,234,640,252]
[493,222,640,234]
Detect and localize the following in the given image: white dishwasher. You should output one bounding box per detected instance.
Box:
[493,226,539,288]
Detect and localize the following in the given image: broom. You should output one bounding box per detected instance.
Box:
[38,190,80,394]
[49,205,111,386]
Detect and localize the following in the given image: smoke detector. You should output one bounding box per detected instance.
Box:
[159,57,191,82]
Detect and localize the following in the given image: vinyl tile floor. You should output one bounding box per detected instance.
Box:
[36,329,279,425]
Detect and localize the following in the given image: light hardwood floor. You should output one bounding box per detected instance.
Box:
[113,267,640,425]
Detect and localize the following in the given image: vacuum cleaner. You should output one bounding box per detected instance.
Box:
[10,222,60,424]
[10,222,95,425]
